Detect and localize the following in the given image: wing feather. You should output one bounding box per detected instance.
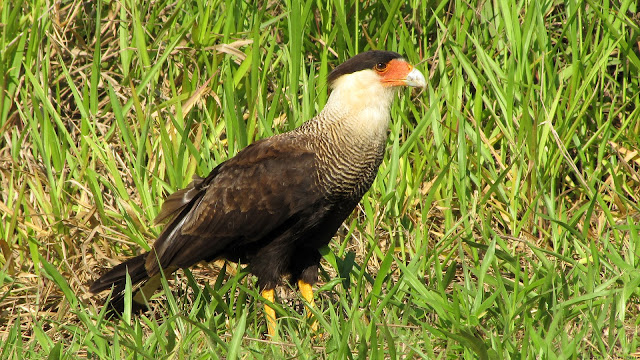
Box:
[154,174,208,225]
[145,136,323,274]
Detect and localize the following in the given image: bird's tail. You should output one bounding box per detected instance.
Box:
[90,253,152,314]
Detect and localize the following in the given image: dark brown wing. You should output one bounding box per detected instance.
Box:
[144,135,324,275]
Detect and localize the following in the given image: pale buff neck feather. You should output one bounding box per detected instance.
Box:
[300,69,399,146]
[293,69,401,198]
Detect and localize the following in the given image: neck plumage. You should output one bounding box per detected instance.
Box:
[301,74,398,146]
[294,77,399,199]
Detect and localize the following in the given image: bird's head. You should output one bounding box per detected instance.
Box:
[328,50,427,90]
[322,51,426,132]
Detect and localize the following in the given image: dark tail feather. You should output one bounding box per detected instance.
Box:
[90,253,149,293]
[90,254,151,315]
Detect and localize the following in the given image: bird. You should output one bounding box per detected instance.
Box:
[90,50,426,336]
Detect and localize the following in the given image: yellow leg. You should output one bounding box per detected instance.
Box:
[262,289,276,337]
[297,280,318,332]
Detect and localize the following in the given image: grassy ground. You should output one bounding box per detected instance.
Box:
[1,0,639,358]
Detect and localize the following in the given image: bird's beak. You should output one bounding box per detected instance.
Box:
[404,67,427,88]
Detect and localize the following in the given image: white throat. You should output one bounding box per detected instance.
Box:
[317,70,398,142]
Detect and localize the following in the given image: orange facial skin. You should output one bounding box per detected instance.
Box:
[378,59,415,87]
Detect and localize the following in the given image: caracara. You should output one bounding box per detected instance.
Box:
[90,50,426,336]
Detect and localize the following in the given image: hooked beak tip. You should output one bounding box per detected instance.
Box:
[405,67,427,88]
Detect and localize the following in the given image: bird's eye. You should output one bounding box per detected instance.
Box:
[374,62,388,72]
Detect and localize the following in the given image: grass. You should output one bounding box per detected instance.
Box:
[1,0,639,358]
